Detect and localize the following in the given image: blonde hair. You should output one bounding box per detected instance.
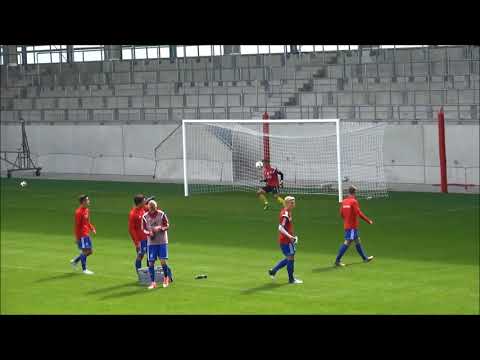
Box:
[149,200,158,208]
[284,196,295,202]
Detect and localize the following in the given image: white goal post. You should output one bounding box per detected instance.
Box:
[180,119,387,202]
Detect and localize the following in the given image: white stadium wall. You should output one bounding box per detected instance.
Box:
[1,122,479,187]
[382,124,479,186]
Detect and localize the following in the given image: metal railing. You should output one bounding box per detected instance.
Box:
[5,45,477,66]
[1,104,479,123]
[3,88,478,111]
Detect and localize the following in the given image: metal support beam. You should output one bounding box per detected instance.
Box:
[104,45,122,61]
[4,45,18,66]
[169,45,177,61]
[224,45,240,55]
[21,46,27,65]
[66,45,74,63]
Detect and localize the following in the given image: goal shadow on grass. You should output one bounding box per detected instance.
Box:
[241,282,289,295]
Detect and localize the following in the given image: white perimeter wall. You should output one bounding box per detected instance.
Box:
[1,122,478,186]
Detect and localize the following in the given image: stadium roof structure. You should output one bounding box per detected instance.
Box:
[0,45,456,66]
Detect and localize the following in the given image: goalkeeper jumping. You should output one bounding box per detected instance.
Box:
[256,159,285,210]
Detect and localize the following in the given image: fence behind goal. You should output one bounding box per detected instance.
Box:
[154,120,388,200]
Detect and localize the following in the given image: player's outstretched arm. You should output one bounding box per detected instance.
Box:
[277,170,284,186]
[355,203,373,224]
[359,210,373,224]
[277,170,284,180]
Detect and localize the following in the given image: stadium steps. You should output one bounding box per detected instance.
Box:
[2,46,478,123]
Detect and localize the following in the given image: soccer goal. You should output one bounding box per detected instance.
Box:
[175,119,387,201]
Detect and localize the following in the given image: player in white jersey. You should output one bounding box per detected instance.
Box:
[142,200,174,289]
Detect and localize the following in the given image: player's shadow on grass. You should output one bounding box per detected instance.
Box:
[312,261,365,273]
[85,282,140,296]
[36,272,80,283]
[241,282,289,295]
[95,282,151,300]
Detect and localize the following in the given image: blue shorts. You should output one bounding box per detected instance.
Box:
[280,242,296,257]
[136,239,148,256]
[344,229,360,241]
[148,244,168,261]
[77,236,92,250]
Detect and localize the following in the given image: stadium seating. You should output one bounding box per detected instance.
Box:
[1,46,479,123]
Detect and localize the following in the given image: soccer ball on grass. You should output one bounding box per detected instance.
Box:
[20,180,28,188]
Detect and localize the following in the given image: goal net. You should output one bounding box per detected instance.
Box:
[155,119,388,201]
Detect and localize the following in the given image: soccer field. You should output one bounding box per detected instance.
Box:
[1,178,478,314]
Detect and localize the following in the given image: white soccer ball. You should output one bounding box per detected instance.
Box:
[255,161,263,169]
[20,180,28,188]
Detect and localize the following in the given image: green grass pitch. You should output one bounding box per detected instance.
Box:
[1,178,478,314]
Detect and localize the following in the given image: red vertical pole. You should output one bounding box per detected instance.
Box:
[438,107,448,193]
[262,111,270,162]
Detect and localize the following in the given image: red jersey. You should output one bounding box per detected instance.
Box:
[278,208,294,244]
[263,165,281,187]
[340,195,372,229]
[74,206,95,240]
[128,206,148,246]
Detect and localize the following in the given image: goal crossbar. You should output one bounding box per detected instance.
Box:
[182,119,339,124]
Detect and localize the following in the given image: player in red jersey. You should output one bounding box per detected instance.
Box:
[128,194,153,274]
[334,185,374,267]
[268,196,303,284]
[70,194,96,275]
[256,159,285,210]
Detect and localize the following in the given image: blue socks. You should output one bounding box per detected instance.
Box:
[135,259,142,272]
[355,243,368,260]
[166,266,173,281]
[271,258,293,281]
[148,264,155,282]
[335,244,349,263]
[272,258,288,274]
[80,253,87,271]
[335,243,368,262]
[148,263,173,283]
[161,264,169,279]
[286,260,295,283]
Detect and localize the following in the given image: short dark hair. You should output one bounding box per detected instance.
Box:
[348,186,357,195]
[79,194,89,204]
[134,194,146,206]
